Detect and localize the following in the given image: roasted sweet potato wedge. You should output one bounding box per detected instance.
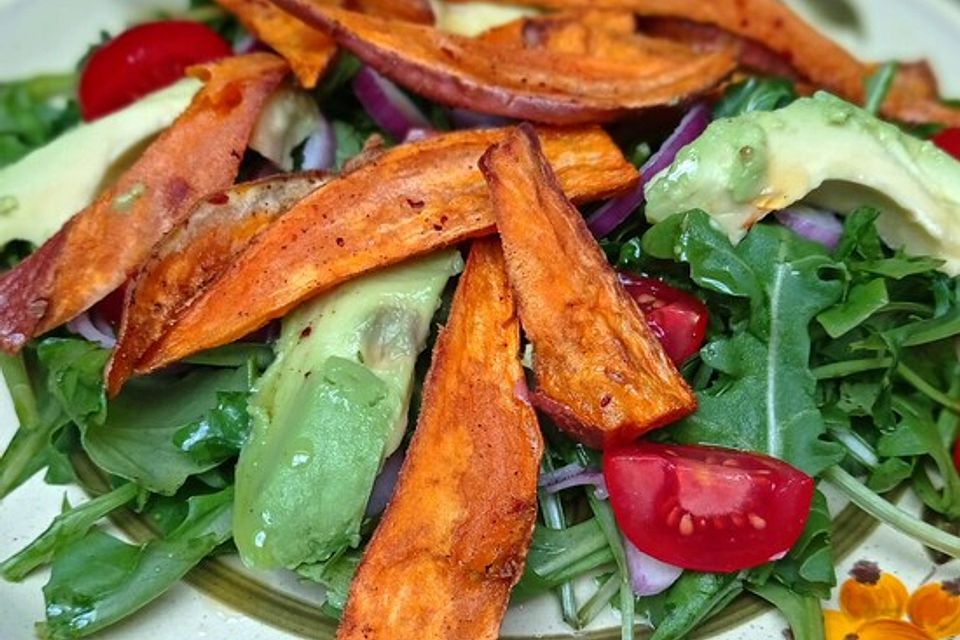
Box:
[215,0,337,88]
[458,0,960,126]
[270,1,735,124]
[478,10,704,64]
[344,0,434,24]
[106,173,329,396]
[337,238,542,640]
[481,125,696,448]
[0,53,289,353]
[133,126,636,376]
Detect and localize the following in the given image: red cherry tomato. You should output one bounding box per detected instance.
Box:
[619,274,709,364]
[79,20,232,120]
[933,128,960,161]
[603,442,814,572]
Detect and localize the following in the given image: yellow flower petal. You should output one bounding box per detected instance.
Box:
[824,609,859,640]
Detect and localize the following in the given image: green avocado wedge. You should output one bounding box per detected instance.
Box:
[645,92,960,275]
[234,250,462,570]
[0,78,201,249]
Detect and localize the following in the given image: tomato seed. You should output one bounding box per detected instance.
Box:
[748,513,767,530]
[679,513,694,536]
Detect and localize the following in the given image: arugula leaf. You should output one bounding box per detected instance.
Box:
[512,519,614,601]
[0,239,35,269]
[834,207,884,261]
[893,396,960,518]
[40,487,233,639]
[0,348,73,498]
[817,278,888,338]
[172,391,251,467]
[81,366,251,495]
[36,339,109,426]
[643,211,845,475]
[332,120,371,170]
[180,342,273,369]
[297,549,361,618]
[767,491,836,599]
[639,571,743,640]
[864,62,898,116]
[746,581,825,640]
[0,352,40,430]
[0,483,137,581]
[0,73,80,169]
[32,337,253,494]
[713,77,797,119]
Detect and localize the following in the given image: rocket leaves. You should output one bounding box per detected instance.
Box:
[642,210,845,475]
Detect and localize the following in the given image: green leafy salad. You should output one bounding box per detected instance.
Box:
[3,2,960,640]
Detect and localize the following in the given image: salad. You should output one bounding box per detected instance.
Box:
[3,0,960,639]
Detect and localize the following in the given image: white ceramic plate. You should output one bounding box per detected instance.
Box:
[3,1,960,638]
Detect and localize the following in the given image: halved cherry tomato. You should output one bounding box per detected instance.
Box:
[603,442,814,572]
[619,274,709,364]
[933,128,960,161]
[79,20,232,121]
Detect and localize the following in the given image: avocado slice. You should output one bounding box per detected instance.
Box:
[645,92,960,274]
[234,250,462,570]
[0,78,201,249]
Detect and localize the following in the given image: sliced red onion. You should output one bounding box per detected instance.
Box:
[587,103,711,237]
[233,33,271,55]
[774,204,843,250]
[365,450,405,517]
[539,462,608,499]
[624,537,683,596]
[301,117,336,171]
[66,312,116,349]
[233,34,257,55]
[402,128,436,143]
[352,67,431,141]
[448,107,511,130]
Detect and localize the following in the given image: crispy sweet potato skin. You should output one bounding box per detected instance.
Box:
[457,0,960,126]
[481,125,696,449]
[271,1,734,124]
[0,53,289,353]
[106,173,328,396]
[215,0,337,88]
[344,0,434,24]
[337,239,542,640]
[478,10,706,63]
[135,126,636,373]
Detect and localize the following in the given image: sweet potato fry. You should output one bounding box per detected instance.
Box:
[337,238,542,640]
[0,53,289,353]
[134,126,636,376]
[480,125,696,448]
[105,173,329,396]
[270,1,735,124]
[456,0,960,126]
[478,9,636,50]
[344,0,434,24]
[215,0,337,88]
[478,10,707,63]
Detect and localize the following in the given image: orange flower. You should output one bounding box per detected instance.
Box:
[840,560,909,621]
[908,579,960,638]
[825,609,859,639]
[824,560,945,640]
